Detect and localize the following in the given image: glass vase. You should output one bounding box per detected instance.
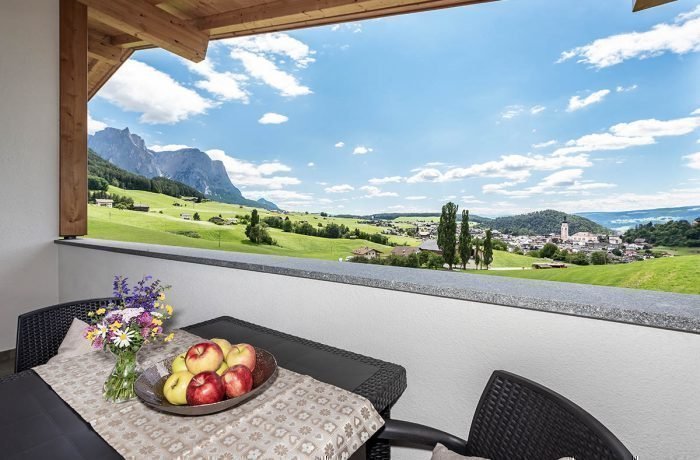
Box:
[103,346,142,403]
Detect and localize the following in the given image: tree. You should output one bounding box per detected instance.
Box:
[591,251,608,265]
[282,218,293,233]
[437,202,458,269]
[612,248,623,257]
[458,210,472,269]
[540,242,558,259]
[250,209,259,227]
[193,212,200,221]
[570,252,589,265]
[474,239,482,269]
[483,229,494,269]
[426,253,445,270]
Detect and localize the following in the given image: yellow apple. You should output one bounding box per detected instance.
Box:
[171,353,187,373]
[185,342,224,374]
[211,338,232,356]
[163,371,194,405]
[216,361,229,376]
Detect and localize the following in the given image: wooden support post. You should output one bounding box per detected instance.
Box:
[59,0,88,237]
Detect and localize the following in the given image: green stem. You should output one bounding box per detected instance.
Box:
[103,347,141,403]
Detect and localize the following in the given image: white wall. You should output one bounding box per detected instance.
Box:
[0,0,59,350]
[59,245,700,459]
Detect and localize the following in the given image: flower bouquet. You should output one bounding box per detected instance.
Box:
[85,276,175,402]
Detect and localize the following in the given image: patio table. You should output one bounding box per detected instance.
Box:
[1,316,406,459]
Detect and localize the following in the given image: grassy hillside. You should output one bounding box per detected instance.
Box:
[473,256,700,294]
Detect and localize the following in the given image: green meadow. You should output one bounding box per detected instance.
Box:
[473,255,700,294]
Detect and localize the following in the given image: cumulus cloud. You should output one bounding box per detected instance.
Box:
[258,112,289,124]
[554,114,700,156]
[407,153,592,183]
[230,50,311,97]
[368,176,403,184]
[461,195,484,204]
[567,89,610,112]
[353,146,373,155]
[87,112,107,135]
[532,140,557,149]
[99,60,215,124]
[360,186,398,198]
[185,58,249,102]
[325,184,354,193]
[149,144,192,152]
[554,188,700,213]
[684,152,700,170]
[616,84,638,92]
[205,149,299,189]
[224,33,316,68]
[483,169,616,198]
[335,141,345,148]
[557,6,700,68]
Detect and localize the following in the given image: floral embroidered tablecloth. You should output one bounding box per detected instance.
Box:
[34,330,384,459]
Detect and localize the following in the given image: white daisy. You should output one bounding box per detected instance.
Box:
[112,329,135,348]
[96,324,108,338]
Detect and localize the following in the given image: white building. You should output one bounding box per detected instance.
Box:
[95,199,113,208]
[571,232,598,244]
[560,220,569,241]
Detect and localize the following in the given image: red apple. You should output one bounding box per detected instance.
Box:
[225,343,256,372]
[186,371,225,405]
[185,342,224,375]
[221,365,254,398]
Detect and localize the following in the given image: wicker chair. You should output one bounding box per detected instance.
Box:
[15,298,116,373]
[377,370,634,460]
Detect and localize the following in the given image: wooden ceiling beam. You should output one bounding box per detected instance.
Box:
[88,31,124,64]
[633,0,676,12]
[77,0,209,62]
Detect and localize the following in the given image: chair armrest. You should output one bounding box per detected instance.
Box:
[375,419,469,455]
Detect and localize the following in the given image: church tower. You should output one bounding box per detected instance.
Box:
[561,219,569,241]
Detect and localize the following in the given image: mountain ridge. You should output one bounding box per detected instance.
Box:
[88,127,279,211]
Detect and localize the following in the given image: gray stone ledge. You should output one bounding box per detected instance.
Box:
[56,238,700,335]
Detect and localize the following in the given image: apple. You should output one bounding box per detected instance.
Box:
[225,343,256,372]
[216,361,228,376]
[171,353,187,373]
[210,338,232,356]
[185,342,224,375]
[163,371,194,405]
[186,371,225,405]
[221,365,254,398]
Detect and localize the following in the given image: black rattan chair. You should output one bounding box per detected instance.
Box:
[15,297,116,372]
[377,370,634,460]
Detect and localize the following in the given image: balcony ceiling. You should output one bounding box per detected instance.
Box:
[84,0,497,99]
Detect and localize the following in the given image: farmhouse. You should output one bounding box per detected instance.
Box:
[132,204,150,212]
[419,239,442,254]
[94,199,113,208]
[180,213,192,220]
[391,246,420,257]
[352,247,382,260]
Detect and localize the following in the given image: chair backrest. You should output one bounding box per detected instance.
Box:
[466,370,634,460]
[15,298,116,372]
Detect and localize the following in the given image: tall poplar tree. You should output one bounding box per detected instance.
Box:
[474,238,481,270]
[483,229,494,270]
[458,210,472,269]
[437,202,458,269]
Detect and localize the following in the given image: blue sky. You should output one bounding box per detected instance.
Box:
[88,0,700,216]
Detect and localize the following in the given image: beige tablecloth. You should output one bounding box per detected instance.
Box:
[34,330,384,459]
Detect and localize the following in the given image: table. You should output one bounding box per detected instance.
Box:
[1,316,407,459]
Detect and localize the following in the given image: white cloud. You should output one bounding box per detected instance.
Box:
[530,105,546,115]
[501,105,545,119]
[330,23,363,33]
[185,58,249,103]
[684,152,700,170]
[407,153,592,183]
[461,195,484,204]
[406,196,427,200]
[368,176,403,184]
[244,189,312,201]
[230,50,311,97]
[258,112,289,124]
[335,141,345,148]
[99,60,215,124]
[554,114,700,156]
[567,89,610,112]
[483,169,616,198]
[224,33,316,68]
[87,112,107,135]
[616,84,638,92]
[149,144,192,152]
[325,184,354,193]
[353,146,374,155]
[555,188,700,213]
[307,162,315,167]
[557,6,700,68]
[532,140,557,149]
[610,117,700,137]
[360,186,398,198]
[693,108,700,115]
[205,149,299,189]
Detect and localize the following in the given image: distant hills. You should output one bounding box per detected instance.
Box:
[577,206,700,231]
[88,127,280,211]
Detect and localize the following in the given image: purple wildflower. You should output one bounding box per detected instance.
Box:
[137,312,153,327]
